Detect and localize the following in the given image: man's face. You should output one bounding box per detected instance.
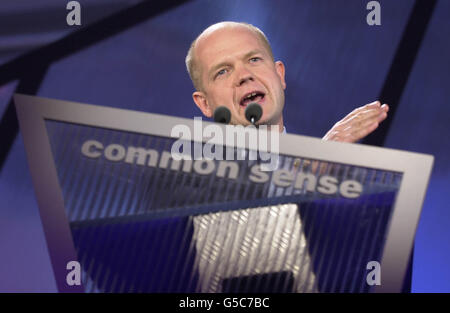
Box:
[192,26,286,127]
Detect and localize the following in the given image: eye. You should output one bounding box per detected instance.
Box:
[249,56,262,63]
[215,68,228,78]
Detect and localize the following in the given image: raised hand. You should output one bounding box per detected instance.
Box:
[322,101,389,143]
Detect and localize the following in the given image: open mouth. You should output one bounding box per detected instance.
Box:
[239,91,265,107]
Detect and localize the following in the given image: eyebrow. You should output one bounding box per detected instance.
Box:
[208,49,265,78]
[243,49,264,60]
[209,61,231,79]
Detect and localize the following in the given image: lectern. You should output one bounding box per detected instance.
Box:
[14,94,433,293]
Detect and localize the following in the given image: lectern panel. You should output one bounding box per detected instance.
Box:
[44,120,401,293]
[14,94,433,293]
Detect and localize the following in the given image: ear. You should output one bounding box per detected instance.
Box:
[275,60,286,90]
[193,91,213,117]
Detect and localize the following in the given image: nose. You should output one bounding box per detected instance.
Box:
[235,65,254,86]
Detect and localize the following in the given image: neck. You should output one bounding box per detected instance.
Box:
[269,114,284,132]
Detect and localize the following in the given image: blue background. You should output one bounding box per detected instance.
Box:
[0,0,448,292]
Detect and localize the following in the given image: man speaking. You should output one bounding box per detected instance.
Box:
[184,21,389,293]
[186,21,389,141]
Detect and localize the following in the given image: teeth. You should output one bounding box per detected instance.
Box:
[245,92,257,100]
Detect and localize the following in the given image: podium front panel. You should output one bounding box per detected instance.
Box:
[14,94,434,293]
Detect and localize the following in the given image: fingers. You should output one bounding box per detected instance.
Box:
[342,113,379,133]
[378,108,388,123]
[350,100,381,115]
[322,101,389,143]
[347,120,379,142]
[345,109,385,142]
[337,108,386,134]
[338,108,383,129]
[328,124,378,143]
[337,101,382,125]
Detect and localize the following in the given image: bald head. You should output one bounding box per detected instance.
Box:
[185,22,274,91]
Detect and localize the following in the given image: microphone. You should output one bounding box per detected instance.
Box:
[245,102,263,125]
[213,106,231,124]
